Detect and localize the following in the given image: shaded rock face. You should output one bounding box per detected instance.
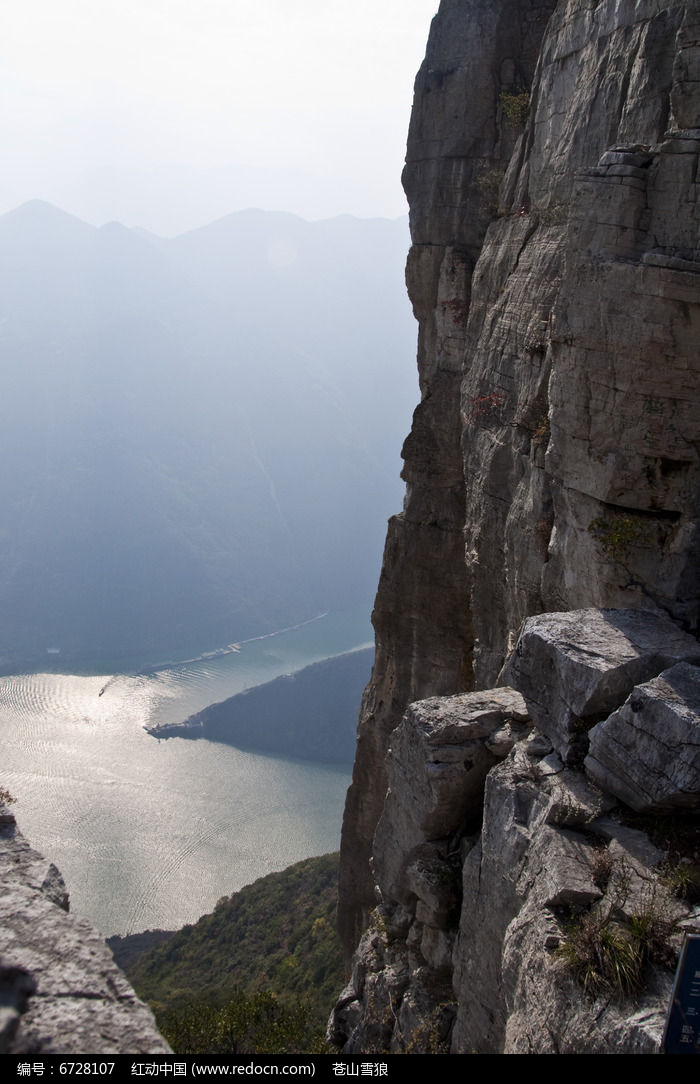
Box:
[339,0,700,964]
[0,808,169,1055]
[339,0,559,961]
[372,689,530,907]
[329,611,700,1054]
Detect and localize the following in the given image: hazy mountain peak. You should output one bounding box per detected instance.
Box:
[1,199,95,231]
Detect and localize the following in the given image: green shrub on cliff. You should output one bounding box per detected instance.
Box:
[499,90,530,125]
[158,991,324,1057]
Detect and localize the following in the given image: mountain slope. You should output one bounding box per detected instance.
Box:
[109,853,343,1029]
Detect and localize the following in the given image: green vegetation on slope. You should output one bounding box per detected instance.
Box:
[110,853,344,1052]
[158,993,326,1057]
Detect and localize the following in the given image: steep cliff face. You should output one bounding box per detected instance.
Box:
[339,0,699,960]
[336,0,699,1054]
[339,0,559,956]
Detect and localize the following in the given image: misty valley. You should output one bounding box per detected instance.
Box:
[0,199,416,668]
[0,200,415,937]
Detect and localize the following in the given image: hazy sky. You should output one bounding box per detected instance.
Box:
[1,0,439,234]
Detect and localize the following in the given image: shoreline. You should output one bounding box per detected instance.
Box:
[147,641,374,740]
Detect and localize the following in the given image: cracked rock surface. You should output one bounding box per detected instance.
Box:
[586,662,700,811]
[0,808,170,1055]
[330,609,699,1054]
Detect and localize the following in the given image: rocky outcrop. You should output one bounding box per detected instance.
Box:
[330,610,700,1054]
[502,608,700,763]
[335,0,700,1058]
[586,662,700,812]
[0,805,169,1055]
[339,0,700,963]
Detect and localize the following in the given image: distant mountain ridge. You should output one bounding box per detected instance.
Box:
[0,201,416,670]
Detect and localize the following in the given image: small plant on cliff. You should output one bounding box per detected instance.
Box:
[622,811,700,904]
[404,1003,454,1054]
[662,862,700,904]
[588,514,655,563]
[474,166,506,217]
[440,297,470,327]
[499,90,530,126]
[590,845,614,891]
[558,914,644,999]
[660,853,700,905]
[627,894,679,972]
[557,864,679,1000]
[532,413,550,448]
[468,390,506,422]
[0,786,16,806]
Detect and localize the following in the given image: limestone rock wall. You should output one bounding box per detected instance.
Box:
[330,610,700,1054]
[339,0,558,960]
[338,0,700,964]
[0,807,169,1055]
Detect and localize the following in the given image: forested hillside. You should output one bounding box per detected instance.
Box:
[109,853,343,1051]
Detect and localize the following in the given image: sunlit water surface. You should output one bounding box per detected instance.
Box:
[0,611,369,936]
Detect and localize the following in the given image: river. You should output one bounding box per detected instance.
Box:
[0,609,370,937]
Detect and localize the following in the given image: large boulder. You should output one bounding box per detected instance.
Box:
[503,609,700,762]
[372,687,529,904]
[585,662,700,811]
[0,807,170,1055]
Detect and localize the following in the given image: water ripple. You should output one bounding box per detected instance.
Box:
[0,613,365,936]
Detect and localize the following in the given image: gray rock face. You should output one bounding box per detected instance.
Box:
[373,688,529,905]
[586,662,700,812]
[503,609,700,762]
[451,698,695,1054]
[338,0,700,963]
[330,610,698,1054]
[0,807,169,1055]
[338,0,557,958]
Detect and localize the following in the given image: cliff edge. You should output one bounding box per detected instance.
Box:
[335,0,700,1054]
[0,804,169,1055]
